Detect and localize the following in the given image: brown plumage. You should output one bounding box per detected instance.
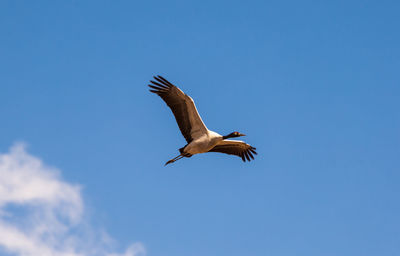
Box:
[149,75,207,143]
[208,140,257,162]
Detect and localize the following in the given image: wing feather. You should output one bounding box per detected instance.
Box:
[148,75,208,143]
[208,140,257,162]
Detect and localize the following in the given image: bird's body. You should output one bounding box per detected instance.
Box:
[148,75,257,165]
[183,130,223,155]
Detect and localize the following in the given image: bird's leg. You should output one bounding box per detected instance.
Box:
[165,154,184,166]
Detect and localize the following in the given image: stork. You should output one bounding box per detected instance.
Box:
[149,75,257,165]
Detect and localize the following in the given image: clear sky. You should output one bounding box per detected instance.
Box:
[0,1,399,256]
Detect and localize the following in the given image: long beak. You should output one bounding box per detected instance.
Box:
[239,133,246,137]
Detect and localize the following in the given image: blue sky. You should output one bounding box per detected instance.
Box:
[0,1,399,255]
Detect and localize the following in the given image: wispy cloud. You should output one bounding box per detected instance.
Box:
[0,143,145,256]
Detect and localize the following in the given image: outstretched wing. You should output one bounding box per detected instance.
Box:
[148,75,208,143]
[208,139,257,162]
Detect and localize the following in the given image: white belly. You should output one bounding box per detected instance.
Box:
[184,132,222,155]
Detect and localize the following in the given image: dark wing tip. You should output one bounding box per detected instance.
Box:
[153,75,174,87]
[148,84,168,91]
[244,151,251,161]
[242,145,257,162]
[150,80,169,89]
[248,151,255,160]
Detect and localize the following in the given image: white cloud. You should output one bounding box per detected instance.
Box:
[0,143,145,256]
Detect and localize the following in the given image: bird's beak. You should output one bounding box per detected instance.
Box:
[239,133,246,137]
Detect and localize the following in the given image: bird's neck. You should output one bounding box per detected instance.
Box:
[222,134,233,140]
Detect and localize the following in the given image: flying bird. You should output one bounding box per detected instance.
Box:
[149,75,257,165]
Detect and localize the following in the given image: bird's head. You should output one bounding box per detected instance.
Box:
[223,131,246,139]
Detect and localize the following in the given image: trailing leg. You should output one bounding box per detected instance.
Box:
[165,154,184,166]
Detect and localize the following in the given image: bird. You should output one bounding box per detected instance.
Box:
[148,75,257,165]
